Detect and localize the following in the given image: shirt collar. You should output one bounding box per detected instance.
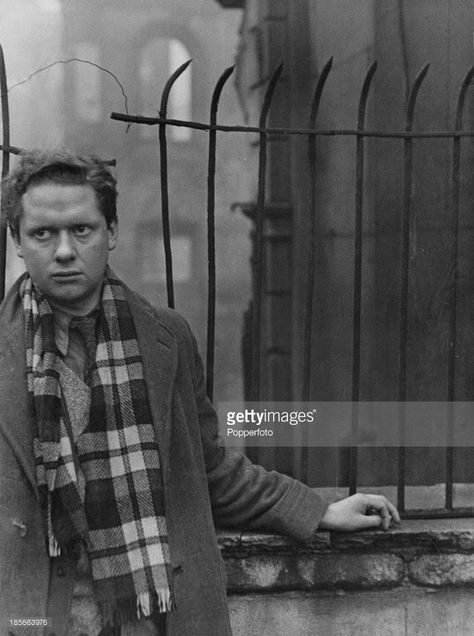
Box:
[53,308,73,356]
[52,305,101,356]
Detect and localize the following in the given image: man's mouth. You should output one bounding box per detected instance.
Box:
[51,271,82,280]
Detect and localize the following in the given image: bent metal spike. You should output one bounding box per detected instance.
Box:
[158,59,192,310]
[206,65,235,401]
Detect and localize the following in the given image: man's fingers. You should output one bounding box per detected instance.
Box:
[355,512,383,529]
[367,503,390,530]
[386,499,401,524]
[363,494,401,529]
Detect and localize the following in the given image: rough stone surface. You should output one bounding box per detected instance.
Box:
[458,532,474,551]
[219,521,474,557]
[218,530,331,556]
[225,553,404,591]
[330,519,474,552]
[410,554,474,587]
[239,532,330,549]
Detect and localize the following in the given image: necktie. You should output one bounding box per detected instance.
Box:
[69,316,97,384]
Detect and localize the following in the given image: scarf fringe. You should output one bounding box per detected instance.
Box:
[101,589,173,627]
[48,534,61,557]
[47,495,61,557]
[137,589,172,618]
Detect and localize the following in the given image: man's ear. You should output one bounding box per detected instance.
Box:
[108,219,118,252]
[11,231,23,259]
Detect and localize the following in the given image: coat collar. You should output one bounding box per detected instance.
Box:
[0,277,178,500]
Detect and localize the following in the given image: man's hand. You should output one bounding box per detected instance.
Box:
[318,493,401,532]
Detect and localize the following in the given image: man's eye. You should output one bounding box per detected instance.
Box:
[34,229,50,239]
[74,225,91,236]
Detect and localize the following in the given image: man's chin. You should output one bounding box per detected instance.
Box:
[47,290,95,314]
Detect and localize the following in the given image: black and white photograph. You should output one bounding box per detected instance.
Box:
[1,1,474,635]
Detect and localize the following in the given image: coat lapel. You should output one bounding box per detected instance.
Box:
[0,284,38,497]
[127,291,178,493]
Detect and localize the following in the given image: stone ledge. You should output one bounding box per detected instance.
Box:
[217,519,474,592]
[218,518,474,556]
[331,519,474,552]
[225,553,404,592]
[217,530,331,555]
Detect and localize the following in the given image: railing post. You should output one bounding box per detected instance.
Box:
[444,65,474,509]
[251,64,283,403]
[349,62,377,496]
[206,66,234,401]
[301,57,333,483]
[398,64,430,513]
[158,60,192,309]
[0,43,10,302]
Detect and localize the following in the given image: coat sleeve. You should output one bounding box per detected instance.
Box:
[185,323,328,544]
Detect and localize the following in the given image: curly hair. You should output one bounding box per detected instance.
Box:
[1,149,118,235]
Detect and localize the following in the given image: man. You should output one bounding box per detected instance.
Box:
[0,150,399,636]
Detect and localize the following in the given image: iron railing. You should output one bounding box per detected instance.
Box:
[0,43,10,302]
[2,42,474,518]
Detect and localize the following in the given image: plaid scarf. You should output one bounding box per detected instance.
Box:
[21,270,172,619]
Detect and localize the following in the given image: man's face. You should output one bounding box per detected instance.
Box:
[13,182,118,315]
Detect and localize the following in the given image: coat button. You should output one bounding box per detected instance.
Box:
[57,565,65,577]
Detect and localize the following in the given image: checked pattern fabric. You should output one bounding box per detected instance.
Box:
[21,270,172,618]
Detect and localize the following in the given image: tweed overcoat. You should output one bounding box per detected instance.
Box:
[0,277,326,636]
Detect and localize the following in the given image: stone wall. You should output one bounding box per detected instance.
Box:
[222,520,474,635]
[70,519,474,634]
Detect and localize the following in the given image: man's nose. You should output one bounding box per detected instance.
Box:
[54,231,76,261]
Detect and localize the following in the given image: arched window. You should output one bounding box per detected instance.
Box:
[139,37,192,142]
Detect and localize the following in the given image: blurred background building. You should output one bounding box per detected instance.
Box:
[0,0,249,402]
